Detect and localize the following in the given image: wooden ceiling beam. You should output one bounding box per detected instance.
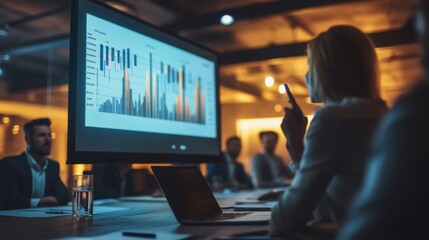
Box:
[221,75,263,98]
[165,0,365,32]
[220,24,417,65]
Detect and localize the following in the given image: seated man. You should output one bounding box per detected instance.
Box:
[92,164,135,199]
[206,136,252,191]
[0,118,69,209]
[251,131,293,188]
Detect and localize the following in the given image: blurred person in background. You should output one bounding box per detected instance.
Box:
[251,131,294,188]
[206,136,252,191]
[0,118,69,209]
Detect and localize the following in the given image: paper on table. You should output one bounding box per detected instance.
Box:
[0,209,66,218]
[0,205,129,218]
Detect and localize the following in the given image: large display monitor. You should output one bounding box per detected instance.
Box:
[67,0,221,164]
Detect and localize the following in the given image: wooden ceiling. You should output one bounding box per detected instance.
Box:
[0,0,422,107]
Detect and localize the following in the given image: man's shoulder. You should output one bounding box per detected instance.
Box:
[234,161,245,169]
[207,154,227,168]
[374,81,429,143]
[1,152,26,165]
[395,81,429,109]
[251,153,269,164]
[384,81,429,125]
[47,159,60,168]
[251,153,265,159]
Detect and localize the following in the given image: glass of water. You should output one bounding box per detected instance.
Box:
[72,175,94,221]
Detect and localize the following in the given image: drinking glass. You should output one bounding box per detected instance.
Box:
[72,175,94,221]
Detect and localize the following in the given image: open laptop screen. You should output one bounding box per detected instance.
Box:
[152,166,221,220]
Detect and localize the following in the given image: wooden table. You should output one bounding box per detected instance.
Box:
[0,193,337,239]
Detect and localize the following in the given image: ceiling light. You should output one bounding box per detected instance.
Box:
[274,104,283,113]
[2,117,10,124]
[278,84,286,94]
[265,76,274,87]
[220,15,234,25]
[12,125,19,135]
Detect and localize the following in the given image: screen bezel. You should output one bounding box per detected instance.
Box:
[67,0,221,164]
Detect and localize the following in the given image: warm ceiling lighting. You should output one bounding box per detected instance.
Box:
[278,84,286,94]
[274,104,283,113]
[220,15,234,25]
[2,116,10,124]
[12,124,19,135]
[265,76,274,87]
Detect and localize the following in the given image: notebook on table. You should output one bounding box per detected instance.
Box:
[151,166,271,225]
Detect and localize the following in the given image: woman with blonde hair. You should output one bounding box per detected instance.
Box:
[271,25,388,232]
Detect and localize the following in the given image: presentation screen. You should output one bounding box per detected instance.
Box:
[67,0,221,163]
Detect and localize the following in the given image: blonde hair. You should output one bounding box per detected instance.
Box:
[307,25,381,102]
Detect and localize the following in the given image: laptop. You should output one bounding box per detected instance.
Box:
[151,166,271,225]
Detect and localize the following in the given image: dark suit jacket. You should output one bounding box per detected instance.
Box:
[206,153,253,189]
[0,152,69,209]
[338,81,429,240]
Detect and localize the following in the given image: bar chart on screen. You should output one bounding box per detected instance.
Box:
[84,14,216,138]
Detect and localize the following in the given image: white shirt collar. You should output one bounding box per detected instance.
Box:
[25,150,48,172]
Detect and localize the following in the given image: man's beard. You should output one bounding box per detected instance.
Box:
[31,143,51,156]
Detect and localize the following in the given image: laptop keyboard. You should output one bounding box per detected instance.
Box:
[199,212,249,221]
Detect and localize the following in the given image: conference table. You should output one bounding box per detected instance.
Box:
[0,191,337,239]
